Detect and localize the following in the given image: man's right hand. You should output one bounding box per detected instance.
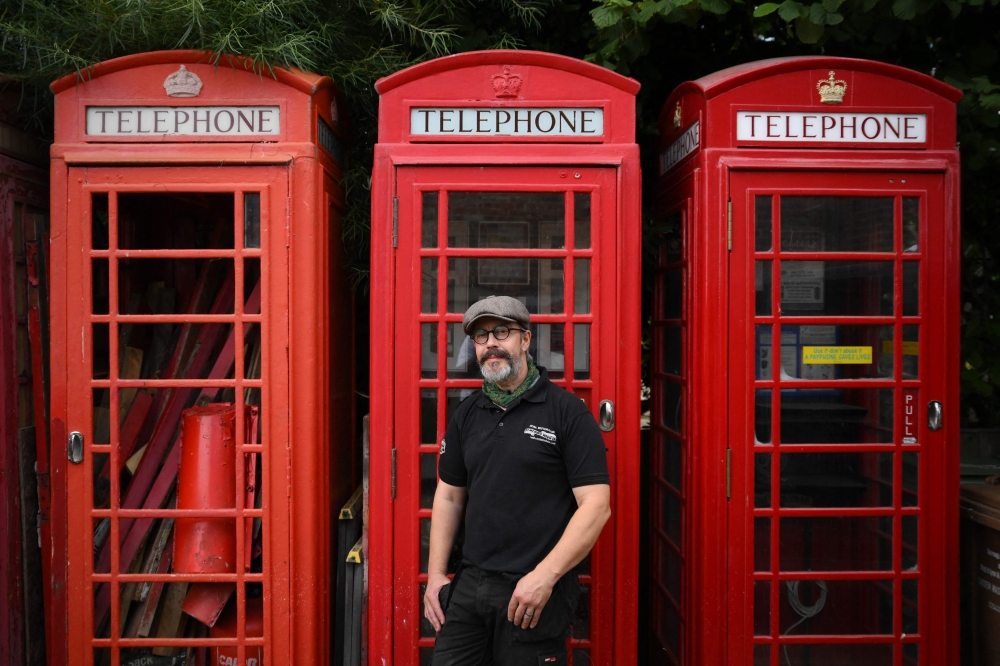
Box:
[424,572,451,632]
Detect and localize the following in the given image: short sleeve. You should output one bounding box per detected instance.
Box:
[438,408,468,487]
[561,403,610,488]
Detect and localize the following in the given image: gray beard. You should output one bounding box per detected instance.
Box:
[480,351,523,384]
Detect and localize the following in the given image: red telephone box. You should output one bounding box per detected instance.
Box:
[48,50,356,665]
[0,103,50,666]
[370,51,642,665]
[650,57,961,665]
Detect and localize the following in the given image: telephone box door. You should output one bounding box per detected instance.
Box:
[392,165,618,665]
[61,165,290,664]
[728,170,948,666]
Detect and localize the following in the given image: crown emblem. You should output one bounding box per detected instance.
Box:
[491,66,522,98]
[816,71,847,104]
[672,103,682,129]
[164,65,203,98]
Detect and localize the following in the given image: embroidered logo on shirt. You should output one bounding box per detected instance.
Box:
[523,425,557,445]
[440,438,446,454]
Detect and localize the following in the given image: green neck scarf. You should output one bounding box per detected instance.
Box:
[483,361,540,408]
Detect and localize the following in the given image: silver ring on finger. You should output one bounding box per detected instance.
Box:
[525,610,534,617]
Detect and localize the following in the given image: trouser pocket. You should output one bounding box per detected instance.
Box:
[508,576,579,646]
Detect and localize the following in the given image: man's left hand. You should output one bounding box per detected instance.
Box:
[507,569,557,629]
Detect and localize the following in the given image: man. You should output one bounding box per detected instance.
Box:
[424,295,611,665]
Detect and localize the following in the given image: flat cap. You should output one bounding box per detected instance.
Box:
[462,295,531,335]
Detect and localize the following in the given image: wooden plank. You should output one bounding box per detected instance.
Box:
[118,346,145,420]
[17,427,45,666]
[127,531,174,638]
[117,537,148,637]
[135,514,174,603]
[150,582,189,656]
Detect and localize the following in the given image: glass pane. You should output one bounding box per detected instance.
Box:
[755,390,772,445]
[421,454,437,509]
[243,192,260,249]
[780,389,893,445]
[244,258,261,314]
[780,197,893,252]
[756,260,772,316]
[92,192,109,250]
[447,388,477,424]
[574,192,591,249]
[659,379,681,434]
[93,323,109,379]
[663,436,682,490]
[755,455,771,508]
[754,644,770,666]
[663,269,682,319]
[754,581,770,636]
[422,258,438,313]
[903,452,919,507]
[420,518,430,573]
[778,643,892,665]
[447,258,561,315]
[542,258,564,314]
[420,389,436,444]
[779,453,893,508]
[92,453,110,509]
[780,517,892,570]
[119,258,235,315]
[92,259,109,314]
[902,579,918,633]
[574,324,591,380]
[448,192,563,248]
[573,584,591,639]
[662,212,682,265]
[446,323,478,378]
[422,192,438,248]
[659,541,681,598]
[903,197,919,252]
[902,325,919,379]
[781,261,893,316]
[660,591,681,658]
[792,325,893,381]
[661,486,682,546]
[755,518,771,571]
[781,580,892,635]
[756,195,773,252]
[117,192,235,250]
[574,259,590,314]
[661,325,682,376]
[756,325,796,382]
[903,516,918,571]
[422,324,437,379]
[528,324,564,379]
[903,262,919,317]
[903,642,919,666]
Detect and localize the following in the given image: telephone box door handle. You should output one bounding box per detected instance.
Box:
[928,401,943,431]
[599,400,615,432]
[68,431,84,464]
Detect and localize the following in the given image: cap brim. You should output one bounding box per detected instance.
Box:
[463,313,517,335]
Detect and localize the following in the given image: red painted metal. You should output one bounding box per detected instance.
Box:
[372,51,642,665]
[0,150,49,665]
[49,51,355,665]
[174,404,255,574]
[211,596,264,666]
[652,57,961,666]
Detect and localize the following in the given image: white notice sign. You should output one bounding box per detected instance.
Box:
[736,111,926,144]
[86,106,281,137]
[410,107,603,137]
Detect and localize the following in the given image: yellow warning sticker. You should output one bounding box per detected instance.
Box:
[802,346,873,364]
[881,340,919,356]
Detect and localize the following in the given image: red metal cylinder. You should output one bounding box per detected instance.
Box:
[210,596,264,666]
[174,404,238,573]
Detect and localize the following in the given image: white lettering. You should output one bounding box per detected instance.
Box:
[410,107,604,137]
[86,106,281,137]
[736,111,926,144]
[660,121,700,174]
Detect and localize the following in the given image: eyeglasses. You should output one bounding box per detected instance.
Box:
[471,325,525,345]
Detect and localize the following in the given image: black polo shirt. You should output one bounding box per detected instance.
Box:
[438,367,610,575]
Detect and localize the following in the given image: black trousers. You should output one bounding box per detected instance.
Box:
[431,564,580,666]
